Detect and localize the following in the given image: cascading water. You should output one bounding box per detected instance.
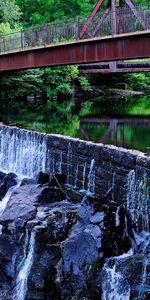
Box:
[102,253,131,300]
[82,162,87,190]
[13,224,46,300]
[87,159,95,194]
[74,164,79,187]
[58,151,63,174]
[13,229,36,300]
[127,170,149,232]
[67,143,72,185]
[102,170,149,300]
[0,178,22,216]
[0,125,47,178]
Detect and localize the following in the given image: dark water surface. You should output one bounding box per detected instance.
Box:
[0,95,150,154]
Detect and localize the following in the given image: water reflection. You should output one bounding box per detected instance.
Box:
[79,116,150,153]
[0,95,149,154]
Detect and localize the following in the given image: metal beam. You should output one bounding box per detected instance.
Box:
[90,3,111,37]
[78,0,105,39]
[125,0,147,30]
[79,67,150,74]
[0,31,149,72]
[111,0,117,35]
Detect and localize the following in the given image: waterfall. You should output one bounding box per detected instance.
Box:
[0,126,47,178]
[127,170,149,232]
[13,229,36,300]
[82,162,87,190]
[74,164,79,187]
[115,206,120,227]
[87,159,95,194]
[13,224,47,300]
[102,254,131,300]
[0,178,22,216]
[67,143,72,185]
[139,258,148,298]
[59,152,63,174]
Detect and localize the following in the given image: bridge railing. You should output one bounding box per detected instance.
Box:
[0,3,149,54]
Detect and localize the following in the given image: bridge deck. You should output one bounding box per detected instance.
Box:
[0,31,149,72]
[0,1,149,72]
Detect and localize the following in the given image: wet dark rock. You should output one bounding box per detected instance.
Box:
[0,171,5,183]
[21,178,36,185]
[0,172,17,201]
[36,172,50,185]
[38,187,66,204]
[90,212,104,224]
[3,173,17,189]
[0,179,149,300]
[0,183,7,201]
[0,183,42,223]
[0,234,17,282]
[48,174,67,188]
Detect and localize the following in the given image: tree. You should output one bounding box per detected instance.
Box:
[0,0,21,27]
[16,0,96,26]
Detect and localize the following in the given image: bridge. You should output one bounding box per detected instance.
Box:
[0,0,149,72]
[79,61,150,73]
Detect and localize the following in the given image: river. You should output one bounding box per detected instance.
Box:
[0,95,150,154]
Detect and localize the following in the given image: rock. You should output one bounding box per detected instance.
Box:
[76,195,93,224]
[90,212,105,224]
[0,183,42,223]
[0,172,17,201]
[38,187,66,204]
[62,232,99,291]
[0,177,149,300]
[0,234,17,281]
[0,171,5,183]
[48,174,67,188]
[84,224,102,248]
[36,172,50,185]
[0,183,7,200]
[3,173,17,190]
[21,178,36,185]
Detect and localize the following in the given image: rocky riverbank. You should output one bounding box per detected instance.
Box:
[0,171,149,300]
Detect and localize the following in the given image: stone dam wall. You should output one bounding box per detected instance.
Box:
[0,125,149,231]
[47,134,150,231]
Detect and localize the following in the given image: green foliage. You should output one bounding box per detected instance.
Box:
[0,69,44,99]
[78,76,92,92]
[0,0,21,26]
[0,65,92,103]
[0,22,12,35]
[16,0,96,26]
[124,73,150,90]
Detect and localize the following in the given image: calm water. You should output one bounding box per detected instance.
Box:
[0,95,150,154]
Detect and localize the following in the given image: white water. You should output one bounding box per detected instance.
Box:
[0,126,47,178]
[82,162,87,190]
[13,224,47,300]
[127,170,149,232]
[102,252,132,300]
[67,143,72,185]
[0,178,22,216]
[115,206,120,227]
[13,229,36,300]
[87,159,95,194]
[59,151,63,174]
[74,164,79,187]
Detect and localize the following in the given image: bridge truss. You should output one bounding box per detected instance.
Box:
[0,0,149,72]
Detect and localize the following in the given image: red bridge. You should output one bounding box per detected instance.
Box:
[0,0,150,72]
